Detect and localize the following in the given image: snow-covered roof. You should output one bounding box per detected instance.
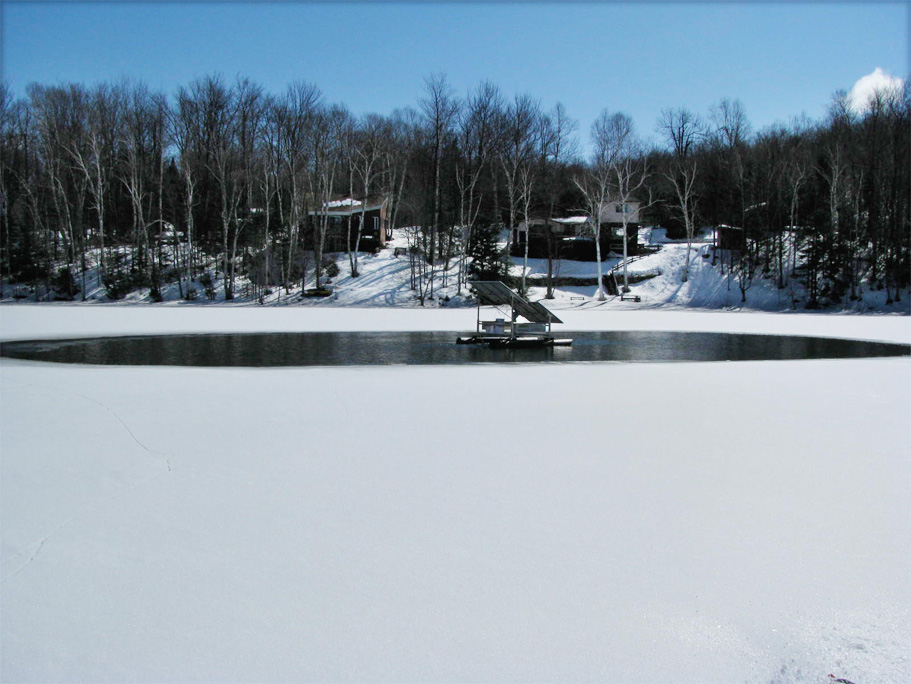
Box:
[310,196,388,216]
[327,198,362,208]
[552,216,590,225]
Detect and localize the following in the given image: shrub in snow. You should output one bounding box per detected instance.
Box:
[164,267,182,285]
[322,258,339,279]
[51,267,79,300]
[199,272,216,300]
[103,271,143,300]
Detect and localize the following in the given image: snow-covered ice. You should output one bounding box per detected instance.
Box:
[1,305,909,683]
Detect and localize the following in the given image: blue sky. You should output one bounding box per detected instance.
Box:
[2,1,907,150]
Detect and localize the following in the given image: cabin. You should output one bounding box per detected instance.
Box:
[512,215,592,260]
[715,224,745,252]
[511,200,642,261]
[307,195,392,252]
[598,201,641,225]
[599,201,642,256]
[513,215,589,242]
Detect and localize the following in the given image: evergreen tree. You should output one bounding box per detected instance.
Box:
[467,222,506,281]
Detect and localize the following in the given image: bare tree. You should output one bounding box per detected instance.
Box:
[119,81,159,280]
[348,113,385,277]
[382,108,420,290]
[783,118,811,287]
[171,83,204,298]
[188,75,243,299]
[311,104,349,290]
[27,85,87,296]
[226,77,265,297]
[498,94,540,260]
[539,102,578,298]
[277,80,321,293]
[418,73,459,303]
[573,110,626,300]
[255,95,283,298]
[707,99,752,282]
[811,92,853,306]
[68,83,122,281]
[517,162,536,294]
[455,80,502,292]
[606,113,651,292]
[658,107,704,282]
[0,85,13,297]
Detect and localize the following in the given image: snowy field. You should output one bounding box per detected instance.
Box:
[1,305,909,683]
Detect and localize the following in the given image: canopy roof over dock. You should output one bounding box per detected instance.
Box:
[468,281,563,325]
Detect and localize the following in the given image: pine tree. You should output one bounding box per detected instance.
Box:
[467,223,507,282]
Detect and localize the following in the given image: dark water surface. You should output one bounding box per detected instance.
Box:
[1,331,908,367]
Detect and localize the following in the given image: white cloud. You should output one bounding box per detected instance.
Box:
[848,68,904,113]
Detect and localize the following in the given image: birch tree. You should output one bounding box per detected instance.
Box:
[277,81,321,292]
[540,102,578,298]
[455,81,501,292]
[311,104,348,290]
[68,84,122,281]
[658,107,704,283]
[119,81,163,281]
[172,83,204,298]
[606,113,650,292]
[574,110,621,300]
[498,94,540,257]
[418,73,459,303]
[27,85,85,293]
[348,113,384,277]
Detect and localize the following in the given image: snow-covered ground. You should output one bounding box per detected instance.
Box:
[515,228,910,314]
[1,305,908,683]
[5,227,910,315]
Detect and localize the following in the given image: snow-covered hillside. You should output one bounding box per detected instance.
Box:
[517,228,910,314]
[3,229,909,314]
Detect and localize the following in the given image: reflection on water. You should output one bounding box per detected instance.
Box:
[1,331,908,367]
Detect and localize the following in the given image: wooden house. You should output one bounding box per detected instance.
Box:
[511,200,642,261]
[307,195,392,252]
[715,224,745,252]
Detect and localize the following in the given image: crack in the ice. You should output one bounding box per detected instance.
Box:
[0,379,176,583]
[6,379,173,472]
[1,459,174,584]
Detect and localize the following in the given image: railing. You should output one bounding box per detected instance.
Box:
[607,252,653,276]
[479,321,549,335]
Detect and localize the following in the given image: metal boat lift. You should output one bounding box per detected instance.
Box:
[456,281,572,348]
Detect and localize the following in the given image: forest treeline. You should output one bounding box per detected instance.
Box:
[0,73,908,306]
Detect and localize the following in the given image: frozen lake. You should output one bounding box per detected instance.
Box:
[2,306,909,683]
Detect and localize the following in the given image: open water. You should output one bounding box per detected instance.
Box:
[1,331,908,366]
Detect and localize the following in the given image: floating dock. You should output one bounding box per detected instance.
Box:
[457,281,572,348]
